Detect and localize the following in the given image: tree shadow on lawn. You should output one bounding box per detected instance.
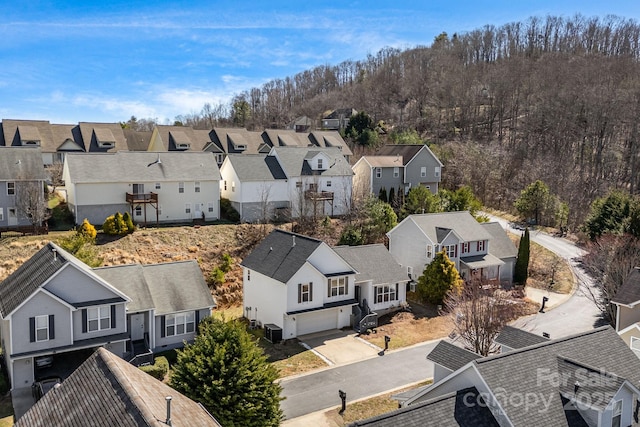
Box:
[248,326,308,363]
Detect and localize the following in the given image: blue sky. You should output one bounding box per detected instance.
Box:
[2,1,640,124]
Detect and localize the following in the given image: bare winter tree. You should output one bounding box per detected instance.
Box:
[46,164,64,193]
[15,181,49,232]
[443,280,529,356]
[256,183,273,224]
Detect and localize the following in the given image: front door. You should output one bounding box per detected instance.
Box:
[355,285,361,304]
[132,183,144,196]
[194,202,203,220]
[130,313,145,341]
[8,208,17,226]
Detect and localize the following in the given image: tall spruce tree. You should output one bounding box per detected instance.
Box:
[417,250,463,305]
[514,228,530,285]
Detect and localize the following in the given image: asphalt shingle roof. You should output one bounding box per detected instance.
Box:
[332,244,408,285]
[360,156,404,168]
[426,340,482,371]
[407,212,493,243]
[78,122,128,152]
[94,260,215,315]
[480,222,518,259]
[241,229,323,283]
[64,151,221,183]
[225,154,287,181]
[495,325,548,349]
[611,267,640,306]
[272,146,353,178]
[0,147,48,180]
[350,387,498,427]
[16,347,221,427]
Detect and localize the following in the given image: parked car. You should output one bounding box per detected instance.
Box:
[32,376,62,401]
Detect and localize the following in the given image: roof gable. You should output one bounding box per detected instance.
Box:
[394,212,492,244]
[332,244,408,284]
[612,267,640,306]
[427,340,482,371]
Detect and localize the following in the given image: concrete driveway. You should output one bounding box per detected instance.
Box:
[298,329,381,367]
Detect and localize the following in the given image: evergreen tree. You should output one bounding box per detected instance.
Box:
[388,187,396,209]
[171,317,282,427]
[416,250,463,305]
[379,187,388,203]
[514,228,530,285]
[122,212,135,234]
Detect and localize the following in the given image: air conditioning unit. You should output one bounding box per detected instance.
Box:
[264,323,283,344]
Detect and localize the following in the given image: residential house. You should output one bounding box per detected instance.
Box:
[353,144,443,198]
[289,116,314,132]
[16,347,221,426]
[494,325,548,353]
[387,212,516,285]
[352,326,640,427]
[241,230,358,339]
[262,129,353,161]
[480,222,518,283]
[62,151,221,226]
[76,122,128,153]
[321,108,357,130]
[147,125,216,153]
[220,146,353,222]
[0,242,215,390]
[0,147,48,230]
[94,259,215,356]
[332,244,409,318]
[611,267,640,356]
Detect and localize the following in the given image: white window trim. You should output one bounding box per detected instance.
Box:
[35,315,49,342]
[135,206,142,216]
[612,399,622,427]
[155,182,161,190]
[374,284,398,304]
[208,202,214,212]
[185,203,191,214]
[87,306,111,332]
[446,244,456,258]
[166,311,196,337]
[328,277,348,297]
[0,207,3,221]
[375,168,382,178]
[420,167,427,177]
[195,181,201,193]
[299,282,312,303]
[7,182,15,196]
[178,182,185,193]
[393,167,399,178]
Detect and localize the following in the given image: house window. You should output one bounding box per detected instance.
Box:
[7,182,15,196]
[435,166,441,178]
[135,206,142,216]
[155,182,161,190]
[298,282,312,303]
[247,270,251,281]
[461,242,470,254]
[178,182,184,193]
[446,244,457,258]
[0,208,3,221]
[326,180,332,188]
[185,203,191,214]
[407,266,414,279]
[328,277,348,297]
[224,181,227,191]
[477,241,486,252]
[426,245,432,258]
[318,158,323,169]
[375,168,382,178]
[393,167,399,178]
[374,284,398,304]
[296,181,302,189]
[420,167,427,177]
[208,202,214,213]
[195,181,201,193]
[87,306,111,332]
[612,400,622,427]
[35,315,49,342]
[232,181,235,192]
[166,311,196,337]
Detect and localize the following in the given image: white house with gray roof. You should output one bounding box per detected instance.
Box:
[63,151,221,226]
[387,212,516,285]
[355,327,640,427]
[241,229,358,339]
[0,242,215,391]
[220,146,353,222]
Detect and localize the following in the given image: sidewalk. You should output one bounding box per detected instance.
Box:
[524,286,573,311]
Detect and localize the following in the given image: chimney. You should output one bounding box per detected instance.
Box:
[292,235,296,247]
[52,248,57,261]
[165,396,172,426]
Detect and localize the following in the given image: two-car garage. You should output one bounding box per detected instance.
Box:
[296,309,339,336]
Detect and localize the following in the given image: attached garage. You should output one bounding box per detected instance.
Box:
[296,308,338,336]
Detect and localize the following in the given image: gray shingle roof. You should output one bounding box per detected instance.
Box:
[359,156,404,168]
[209,128,266,155]
[241,229,323,283]
[64,151,221,183]
[225,154,287,181]
[406,212,493,243]
[15,347,221,427]
[611,267,640,306]
[0,147,48,180]
[481,222,518,260]
[122,129,152,151]
[332,244,408,285]
[0,242,67,317]
[350,387,498,427]
[272,146,353,178]
[426,340,482,371]
[78,122,127,152]
[94,260,215,315]
[376,144,425,166]
[495,325,548,349]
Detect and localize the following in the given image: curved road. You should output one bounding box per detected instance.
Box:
[281,217,602,420]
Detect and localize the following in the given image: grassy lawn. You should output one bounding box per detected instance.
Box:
[325,381,432,425]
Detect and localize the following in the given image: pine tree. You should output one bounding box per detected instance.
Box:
[170,317,282,427]
[417,250,463,305]
[378,187,388,203]
[514,228,530,285]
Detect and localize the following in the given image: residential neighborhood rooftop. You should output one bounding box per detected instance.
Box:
[611,267,640,306]
[494,325,548,350]
[426,340,482,372]
[333,244,407,285]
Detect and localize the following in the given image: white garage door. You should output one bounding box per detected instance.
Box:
[297,309,338,336]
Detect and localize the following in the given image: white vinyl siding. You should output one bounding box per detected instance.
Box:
[35,315,49,342]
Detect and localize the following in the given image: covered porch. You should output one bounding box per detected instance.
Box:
[460,254,505,285]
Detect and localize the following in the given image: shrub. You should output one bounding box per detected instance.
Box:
[57,233,102,267]
[139,356,169,381]
[103,212,128,235]
[220,198,240,223]
[123,212,135,234]
[220,253,233,273]
[48,202,75,230]
[209,267,226,287]
[77,218,97,240]
[338,226,364,246]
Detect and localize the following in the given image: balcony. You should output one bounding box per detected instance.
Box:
[126,192,158,204]
[304,190,334,201]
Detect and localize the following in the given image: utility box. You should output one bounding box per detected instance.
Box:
[264,324,283,344]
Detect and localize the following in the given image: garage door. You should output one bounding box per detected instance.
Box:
[297,309,338,336]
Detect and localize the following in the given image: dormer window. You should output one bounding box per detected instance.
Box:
[176,143,190,150]
[22,140,40,146]
[318,158,324,169]
[98,141,115,148]
[235,144,247,151]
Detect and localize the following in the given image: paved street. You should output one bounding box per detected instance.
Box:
[280,340,437,420]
